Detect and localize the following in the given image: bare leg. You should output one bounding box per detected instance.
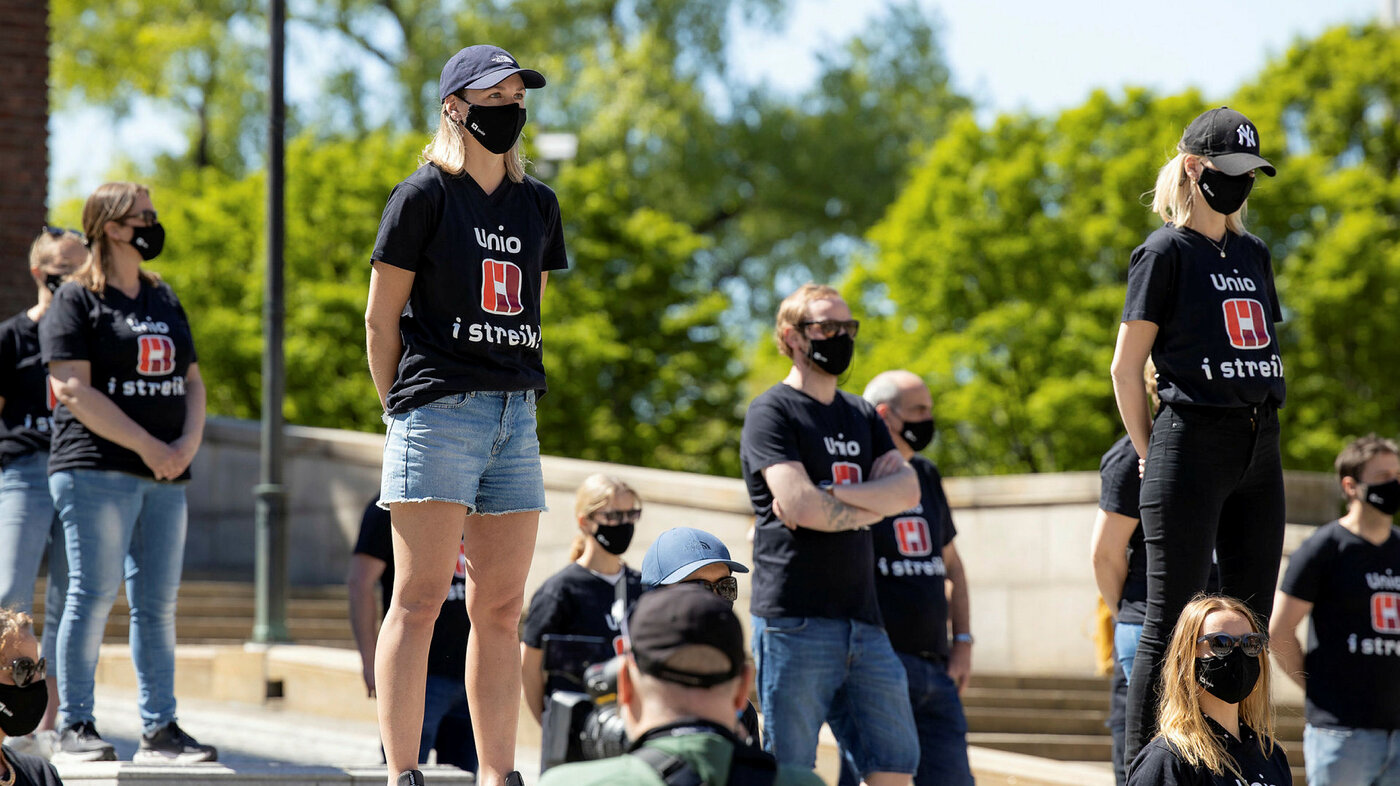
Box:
[463,511,539,786]
[377,501,466,786]
[864,773,913,786]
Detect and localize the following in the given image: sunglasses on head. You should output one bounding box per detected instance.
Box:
[591,508,642,527]
[1197,632,1267,659]
[0,656,47,688]
[42,225,84,240]
[797,319,860,339]
[682,575,739,603]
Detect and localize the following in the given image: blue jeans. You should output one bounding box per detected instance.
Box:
[837,653,973,786]
[1114,622,1143,684]
[1305,725,1400,786]
[0,452,67,664]
[421,674,476,772]
[50,469,188,733]
[752,615,918,776]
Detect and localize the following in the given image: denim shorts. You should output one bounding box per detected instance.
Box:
[380,390,546,515]
[752,615,918,776]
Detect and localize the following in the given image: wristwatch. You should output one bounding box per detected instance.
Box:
[953,633,974,645]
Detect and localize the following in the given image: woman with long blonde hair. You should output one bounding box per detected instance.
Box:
[1110,107,1286,763]
[1127,594,1290,785]
[519,475,645,768]
[365,43,567,786]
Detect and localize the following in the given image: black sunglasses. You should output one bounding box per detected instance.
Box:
[683,576,739,603]
[42,225,84,240]
[0,656,47,688]
[797,319,860,339]
[591,508,642,527]
[119,210,159,226]
[1197,632,1267,659]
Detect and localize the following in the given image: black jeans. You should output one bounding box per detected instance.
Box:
[1123,402,1285,762]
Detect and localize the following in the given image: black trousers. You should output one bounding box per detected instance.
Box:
[1122,402,1285,763]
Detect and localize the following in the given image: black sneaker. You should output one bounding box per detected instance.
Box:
[396,770,425,786]
[133,721,218,763]
[52,721,117,762]
[504,772,525,786]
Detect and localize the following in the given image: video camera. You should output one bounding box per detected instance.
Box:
[539,635,632,770]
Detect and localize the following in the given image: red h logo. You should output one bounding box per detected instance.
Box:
[1222,298,1271,350]
[831,461,862,486]
[45,375,56,411]
[136,335,177,376]
[893,517,933,557]
[1373,592,1400,634]
[481,259,524,316]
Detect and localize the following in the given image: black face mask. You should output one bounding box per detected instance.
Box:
[899,418,936,452]
[593,523,634,555]
[44,273,65,294]
[1194,647,1260,705]
[0,679,49,737]
[1364,479,1400,516]
[129,223,165,261]
[1196,168,1254,215]
[460,102,527,155]
[807,335,854,376]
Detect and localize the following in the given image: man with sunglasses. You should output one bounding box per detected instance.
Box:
[1271,435,1400,786]
[740,284,921,786]
[844,369,973,786]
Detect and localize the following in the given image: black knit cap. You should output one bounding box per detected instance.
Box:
[1179,107,1276,177]
[629,584,745,688]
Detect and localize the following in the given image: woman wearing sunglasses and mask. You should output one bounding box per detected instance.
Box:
[0,228,86,757]
[0,608,63,784]
[1111,108,1285,764]
[1126,594,1290,786]
[366,43,566,786]
[520,476,644,742]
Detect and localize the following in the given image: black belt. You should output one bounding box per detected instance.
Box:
[911,650,947,667]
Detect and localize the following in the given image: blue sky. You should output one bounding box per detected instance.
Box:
[48,0,1390,204]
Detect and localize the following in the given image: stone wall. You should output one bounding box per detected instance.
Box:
[186,417,1342,675]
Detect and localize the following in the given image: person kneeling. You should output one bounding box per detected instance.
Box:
[538,584,822,786]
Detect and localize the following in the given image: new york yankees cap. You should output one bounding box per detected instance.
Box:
[628,583,746,688]
[1179,107,1276,177]
[641,527,749,587]
[439,45,546,103]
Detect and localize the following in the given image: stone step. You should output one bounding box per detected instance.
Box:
[969,732,1112,762]
[961,686,1108,712]
[966,707,1108,736]
[970,673,1110,693]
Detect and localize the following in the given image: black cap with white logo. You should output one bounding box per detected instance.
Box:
[1179,107,1276,177]
[439,45,546,103]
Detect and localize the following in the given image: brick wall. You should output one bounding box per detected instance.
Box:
[0,0,48,316]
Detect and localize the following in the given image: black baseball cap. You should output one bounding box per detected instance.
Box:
[628,584,745,688]
[1179,107,1276,177]
[439,45,546,103]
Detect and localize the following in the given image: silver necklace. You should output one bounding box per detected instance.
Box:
[1203,232,1227,258]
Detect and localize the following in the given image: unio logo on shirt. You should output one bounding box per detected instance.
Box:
[893,517,933,557]
[1221,298,1271,350]
[136,335,177,376]
[481,259,524,316]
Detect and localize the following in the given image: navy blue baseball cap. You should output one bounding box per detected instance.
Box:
[439,45,546,102]
[641,527,749,588]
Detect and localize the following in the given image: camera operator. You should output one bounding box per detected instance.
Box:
[538,584,824,786]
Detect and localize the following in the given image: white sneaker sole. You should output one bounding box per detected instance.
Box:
[51,749,117,763]
[133,749,218,764]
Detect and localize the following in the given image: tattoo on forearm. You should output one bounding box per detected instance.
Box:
[819,492,857,532]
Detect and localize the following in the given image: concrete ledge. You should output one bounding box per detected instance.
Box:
[968,747,1115,786]
[54,763,471,785]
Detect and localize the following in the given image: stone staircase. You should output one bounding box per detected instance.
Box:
[34,580,1309,781]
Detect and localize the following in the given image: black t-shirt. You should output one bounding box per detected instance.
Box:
[1126,720,1290,786]
[0,748,62,786]
[740,383,895,625]
[1278,520,1400,730]
[1100,434,1148,624]
[521,562,643,696]
[352,498,470,679]
[0,311,54,466]
[39,280,198,480]
[371,164,569,413]
[1122,225,1285,408]
[870,455,957,659]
